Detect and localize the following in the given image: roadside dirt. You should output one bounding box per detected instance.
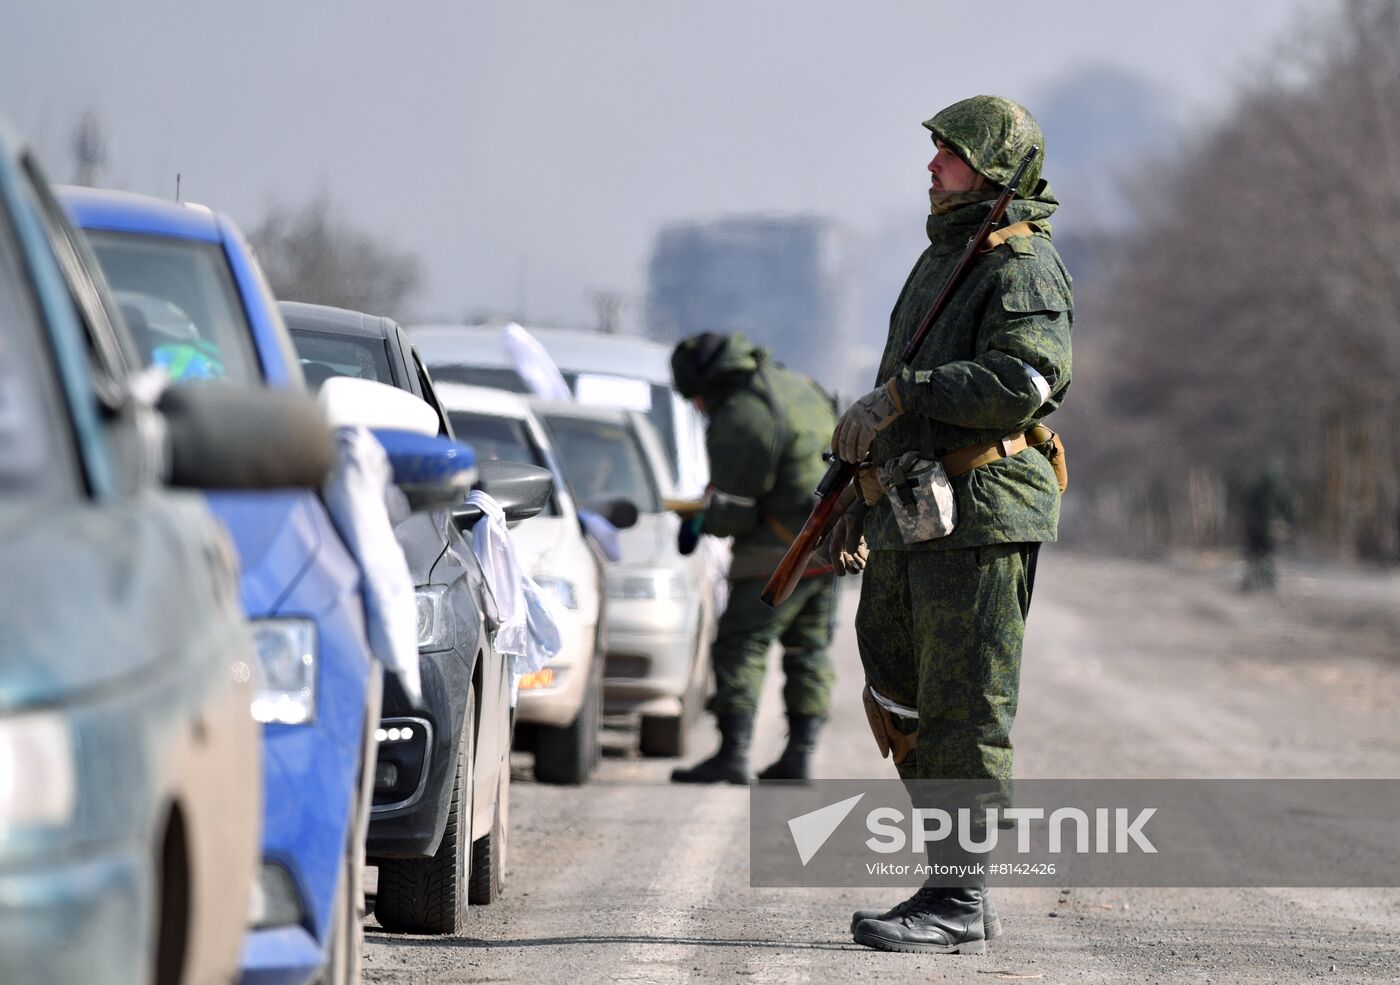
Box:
[364,551,1400,983]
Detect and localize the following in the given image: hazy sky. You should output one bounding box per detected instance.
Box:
[5,0,1323,331]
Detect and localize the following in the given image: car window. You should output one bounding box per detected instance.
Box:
[85,230,261,384]
[446,410,559,517]
[539,414,660,514]
[287,328,395,390]
[0,206,80,497]
[19,160,131,402]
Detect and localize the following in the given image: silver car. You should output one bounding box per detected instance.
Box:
[529,401,714,757]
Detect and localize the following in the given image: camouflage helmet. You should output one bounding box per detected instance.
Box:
[923,95,1044,198]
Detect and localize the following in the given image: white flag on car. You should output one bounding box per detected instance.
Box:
[501,323,572,401]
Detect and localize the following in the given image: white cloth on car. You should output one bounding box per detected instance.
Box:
[321,426,422,706]
[464,489,563,705]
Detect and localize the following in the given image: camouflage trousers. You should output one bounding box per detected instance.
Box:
[706,575,836,719]
[855,544,1039,782]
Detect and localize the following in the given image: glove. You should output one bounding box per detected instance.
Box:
[831,380,903,464]
[677,512,705,556]
[856,465,885,506]
[827,501,868,576]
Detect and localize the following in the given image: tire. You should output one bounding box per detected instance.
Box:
[374,687,476,935]
[533,663,600,785]
[468,755,509,904]
[638,711,687,758]
[639,617,705,758]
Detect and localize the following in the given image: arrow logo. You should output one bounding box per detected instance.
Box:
[787,793,865,866]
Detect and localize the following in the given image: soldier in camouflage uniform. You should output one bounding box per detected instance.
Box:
[1240,459,1293,592]
[668,332,839,785]
[831,96,1073,954]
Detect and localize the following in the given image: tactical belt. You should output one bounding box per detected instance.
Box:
[941,432,1029,477]
[939,423,1065,491]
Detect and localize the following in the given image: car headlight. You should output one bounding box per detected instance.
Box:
[606,569,688,600]
[251,618,318,725]
[534,576,579,610]
[0,712,76,833]
[415,585,452,651]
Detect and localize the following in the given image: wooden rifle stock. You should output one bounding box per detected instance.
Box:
[760,457,858,607]
[759,146,1040,609]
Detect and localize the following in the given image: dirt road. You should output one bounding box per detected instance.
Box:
[364,551,1400,983]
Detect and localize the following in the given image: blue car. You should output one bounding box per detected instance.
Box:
[63,187,382,985]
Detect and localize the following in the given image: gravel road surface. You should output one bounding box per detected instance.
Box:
[364,551,1400,983]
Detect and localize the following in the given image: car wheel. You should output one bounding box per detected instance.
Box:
[639,711,687,757]
[533,665,600,785]
[639,620,704,758]
[469,753,509,904]
[374,686,476,935]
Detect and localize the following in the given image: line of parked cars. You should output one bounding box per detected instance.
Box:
[413,326,725,759]
[1,113,721,985]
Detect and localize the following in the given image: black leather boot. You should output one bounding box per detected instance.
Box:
[852,884,987,954]
[850,890,1001,940]
[669,714,752,785]
[756,714,822,781]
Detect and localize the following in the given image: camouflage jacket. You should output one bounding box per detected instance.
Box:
[865,196,1073,551]
[694,337,837,579]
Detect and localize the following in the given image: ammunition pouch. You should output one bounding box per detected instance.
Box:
[1027,423,1068,493]
[861,684,918,766]
[879,452,957,545]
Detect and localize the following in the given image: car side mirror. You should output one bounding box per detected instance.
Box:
[452,460,555,530]
[373,429,478,513]
[159,385,333,489]
[595,497,639,530]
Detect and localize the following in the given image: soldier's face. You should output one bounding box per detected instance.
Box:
[929,141,980,193]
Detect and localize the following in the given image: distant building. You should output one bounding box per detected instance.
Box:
[645,215,858,396]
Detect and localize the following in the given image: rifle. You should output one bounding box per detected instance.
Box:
[759,146,1039,608]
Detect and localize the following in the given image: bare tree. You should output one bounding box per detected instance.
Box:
[589,289,626,334]
[247,196,423,319]
[1073,0,1400,559]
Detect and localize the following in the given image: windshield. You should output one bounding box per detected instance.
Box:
[288,328,395,391]
[446,409,558,516]
[539,413,659,514]
[562,371,679,483]
[85,230,260,384]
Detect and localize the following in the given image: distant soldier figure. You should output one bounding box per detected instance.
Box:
[669,332,838,784]
[830,96,1072,954]
[1241,460,1293,592]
